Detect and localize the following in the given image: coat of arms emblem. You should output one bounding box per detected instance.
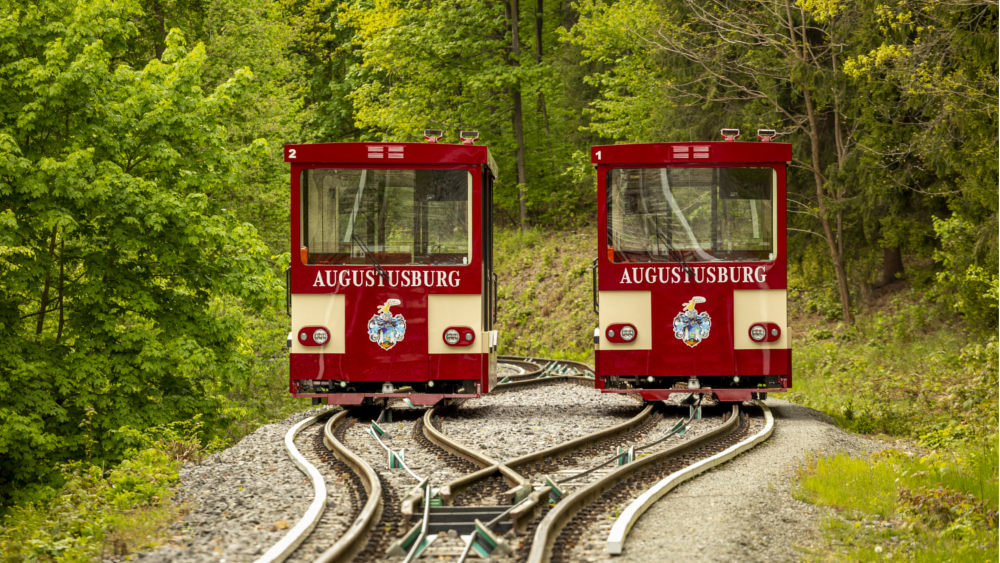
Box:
[673,296,711,348]
[368,299,406,350]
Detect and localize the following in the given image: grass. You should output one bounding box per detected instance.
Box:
[494,227,598,362]
[787,282,998,562]
[795,442,998,562]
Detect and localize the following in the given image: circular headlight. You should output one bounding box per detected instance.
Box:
[770,328,779,337]
[299,332,308,341]
[620,325,636,342]
[750,325,766,342]
[312,328,330,345]
[607,329,616,338]
[464,332,473,341]
[444,329,460,345]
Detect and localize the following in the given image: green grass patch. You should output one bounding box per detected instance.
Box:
[795,441,998,562]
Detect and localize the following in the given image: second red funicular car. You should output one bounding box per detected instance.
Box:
[592,130,792,402]
[286,132,499,405]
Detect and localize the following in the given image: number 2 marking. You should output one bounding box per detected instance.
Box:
[288,149,297,159]
[596,151,602,160]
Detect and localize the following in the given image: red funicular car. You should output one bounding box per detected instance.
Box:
[592,130,792,402]
[285,132,498,406]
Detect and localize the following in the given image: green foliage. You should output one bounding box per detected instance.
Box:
[495,228,595,362]
[789,292,997,440]
[337,0,601,227]
[795,442,998,561]
[0,444,182,561]
[0,0,282,504]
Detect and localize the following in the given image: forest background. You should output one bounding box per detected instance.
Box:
[0,0,996,551]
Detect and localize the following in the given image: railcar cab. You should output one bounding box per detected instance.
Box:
[592,130,792,402]
[286,131,499,406]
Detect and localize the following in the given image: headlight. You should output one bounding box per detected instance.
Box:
[312,328,330,345]
[749,325,766,342]
[620,325,636,342]
[444,329,460,345]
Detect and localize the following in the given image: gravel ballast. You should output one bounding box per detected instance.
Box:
[135,407,336,563]
[440,382,641,463]
[572,399,881,563]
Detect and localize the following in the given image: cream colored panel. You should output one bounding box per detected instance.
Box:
[733,289,788,350]
[291,294,346,354]
[428,294,482,354]
[598,291,652,350]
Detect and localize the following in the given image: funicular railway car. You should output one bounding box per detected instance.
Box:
[285,132,499,406]
[592,130,792,402]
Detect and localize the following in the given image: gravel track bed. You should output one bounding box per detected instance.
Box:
[609,399,884,562]
[135,407,336,563]
[439,383,641,464]
[343,408,468,489]
[553,407,764,563]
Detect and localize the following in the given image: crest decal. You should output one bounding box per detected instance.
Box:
[673,296,711,348]
[368,299,406,350]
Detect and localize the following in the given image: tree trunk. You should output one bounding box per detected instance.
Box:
[35,225,58,336]
[152,0,168,60]
[508,0,530,232]
[803,88,852,324]
[56,238,65,344]
[880,246,904,287]
[535,0,543,58]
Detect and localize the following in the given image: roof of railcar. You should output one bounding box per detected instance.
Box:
[284,142,498,179]
[590,141,792,165]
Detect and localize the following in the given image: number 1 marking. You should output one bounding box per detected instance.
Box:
[596,150,602,160]
[288,149,297,159]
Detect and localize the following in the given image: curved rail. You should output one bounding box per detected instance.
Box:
[505,403,655,472]
[252,413,329,563]
[422,404,532,504]
[314,410,384,563]
[606,401,774,553]
[525,404,741,563]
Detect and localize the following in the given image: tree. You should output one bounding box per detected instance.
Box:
[0,0,278,504]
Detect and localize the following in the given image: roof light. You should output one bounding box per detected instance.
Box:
[721,128,740,141]
[460,130,479,145]
[423,129,444,143]
[757,129,777,142]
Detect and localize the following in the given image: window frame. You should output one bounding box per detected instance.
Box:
[604,164,778,265]
[296,164,478,268]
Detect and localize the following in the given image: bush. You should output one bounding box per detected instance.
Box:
[0,446,181,562]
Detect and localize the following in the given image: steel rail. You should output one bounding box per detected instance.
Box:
[525,404,741,563]
[435,392,649,513]
[606,401,774,554]
[493,373,594,393]
[422,404,532,503]
[313,410,384,563]
[252,413,330,563]
[504,403,655,472]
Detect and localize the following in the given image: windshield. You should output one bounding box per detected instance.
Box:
[301,168,471,266]
[607,167,774,263]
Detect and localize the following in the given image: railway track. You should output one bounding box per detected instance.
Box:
[259,359,771,563]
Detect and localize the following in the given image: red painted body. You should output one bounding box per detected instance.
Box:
[285,142,498,405]
[592,141,793,402]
